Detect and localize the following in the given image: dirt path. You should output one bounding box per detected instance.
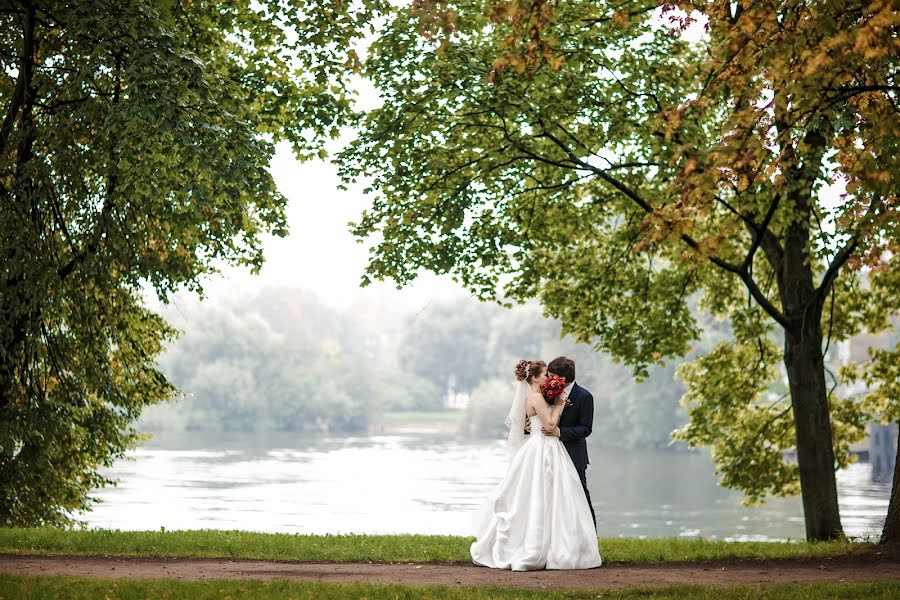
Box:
[2,554,900,590]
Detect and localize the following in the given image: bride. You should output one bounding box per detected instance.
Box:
[470,359,602,571]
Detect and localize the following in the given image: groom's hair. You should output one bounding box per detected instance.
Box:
[547,357,575,383]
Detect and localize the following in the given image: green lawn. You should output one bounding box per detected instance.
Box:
[0,528,873,564]
[1,575,899,600]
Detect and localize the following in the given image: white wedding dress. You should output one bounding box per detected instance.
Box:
[470,413,602,571]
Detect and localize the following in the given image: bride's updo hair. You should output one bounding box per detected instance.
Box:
[515,359,547,383]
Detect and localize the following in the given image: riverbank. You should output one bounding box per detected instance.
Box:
[81,431,888,540]
[369,410,462,434]
[0,529,876,564]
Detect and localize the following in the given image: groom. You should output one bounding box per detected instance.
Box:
[540,356,596,529]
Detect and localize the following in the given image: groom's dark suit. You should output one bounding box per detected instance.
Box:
[557,382,596,528]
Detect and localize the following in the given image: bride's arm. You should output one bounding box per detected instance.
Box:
[530,392,564,429]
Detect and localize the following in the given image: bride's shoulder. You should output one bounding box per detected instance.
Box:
[527,391,543,402]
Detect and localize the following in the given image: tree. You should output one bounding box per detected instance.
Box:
[459,378,514,438]
[842,332,900,543]
[152,293,376,433]
[322,0,898,540]
[0,0,370,525]
[399,300,501,393]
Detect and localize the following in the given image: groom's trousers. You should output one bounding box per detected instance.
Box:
[577,468,597,530]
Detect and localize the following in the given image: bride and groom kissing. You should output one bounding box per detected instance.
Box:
[471,356,602,571]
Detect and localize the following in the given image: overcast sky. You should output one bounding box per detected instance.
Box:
[185,140,464,314]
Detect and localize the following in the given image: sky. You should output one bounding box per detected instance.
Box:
[185,141,464,314]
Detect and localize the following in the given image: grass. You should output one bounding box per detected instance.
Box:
[0,528,875,564]
[1,575,899,600]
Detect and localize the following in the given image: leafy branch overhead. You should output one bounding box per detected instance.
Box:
[332,0,898,540]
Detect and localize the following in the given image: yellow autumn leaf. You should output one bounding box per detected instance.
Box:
[683,157,699,175]
[612,10,630,28]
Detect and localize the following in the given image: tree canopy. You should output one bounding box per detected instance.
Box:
[0,0,372,526]
[319,0,899,540]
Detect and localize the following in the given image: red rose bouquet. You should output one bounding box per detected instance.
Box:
[541,373,568,405]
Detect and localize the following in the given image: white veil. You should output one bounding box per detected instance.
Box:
[504,380,530,460]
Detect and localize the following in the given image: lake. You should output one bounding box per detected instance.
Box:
[83,431,890,541]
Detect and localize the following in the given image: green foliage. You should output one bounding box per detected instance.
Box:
[400,301,502,392]
[459,378,511,438]
[674,336,799,504]
[373,374,443,412]
[858,344,900,423]
[340,1,711,374]
[0,1,374,526]
[141,291,693,444]
[0,297,179,528]
[842,338,900,429]
[311,0,899,517]
[145,290,380,433]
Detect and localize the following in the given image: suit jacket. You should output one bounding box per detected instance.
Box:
[557,382,593,473]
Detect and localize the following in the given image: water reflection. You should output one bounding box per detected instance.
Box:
[83,431,889,540]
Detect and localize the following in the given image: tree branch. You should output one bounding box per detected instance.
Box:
[537,126,792,329]
[814,195,883,308]
[0,3,35,156]
[740,194,781,271]
[815,240,857,308]
[823,84,900,95]
[714,194,785,264]
[58,50,124,281]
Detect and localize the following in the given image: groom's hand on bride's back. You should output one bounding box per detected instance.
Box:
[524,418,531,435]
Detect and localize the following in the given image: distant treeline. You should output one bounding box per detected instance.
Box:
[139,288,694,448]
[141,287,890,449]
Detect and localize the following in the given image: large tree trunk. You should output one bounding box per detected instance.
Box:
[881,423,900,544]
[777,149,844,541]
[784,318,844,541]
